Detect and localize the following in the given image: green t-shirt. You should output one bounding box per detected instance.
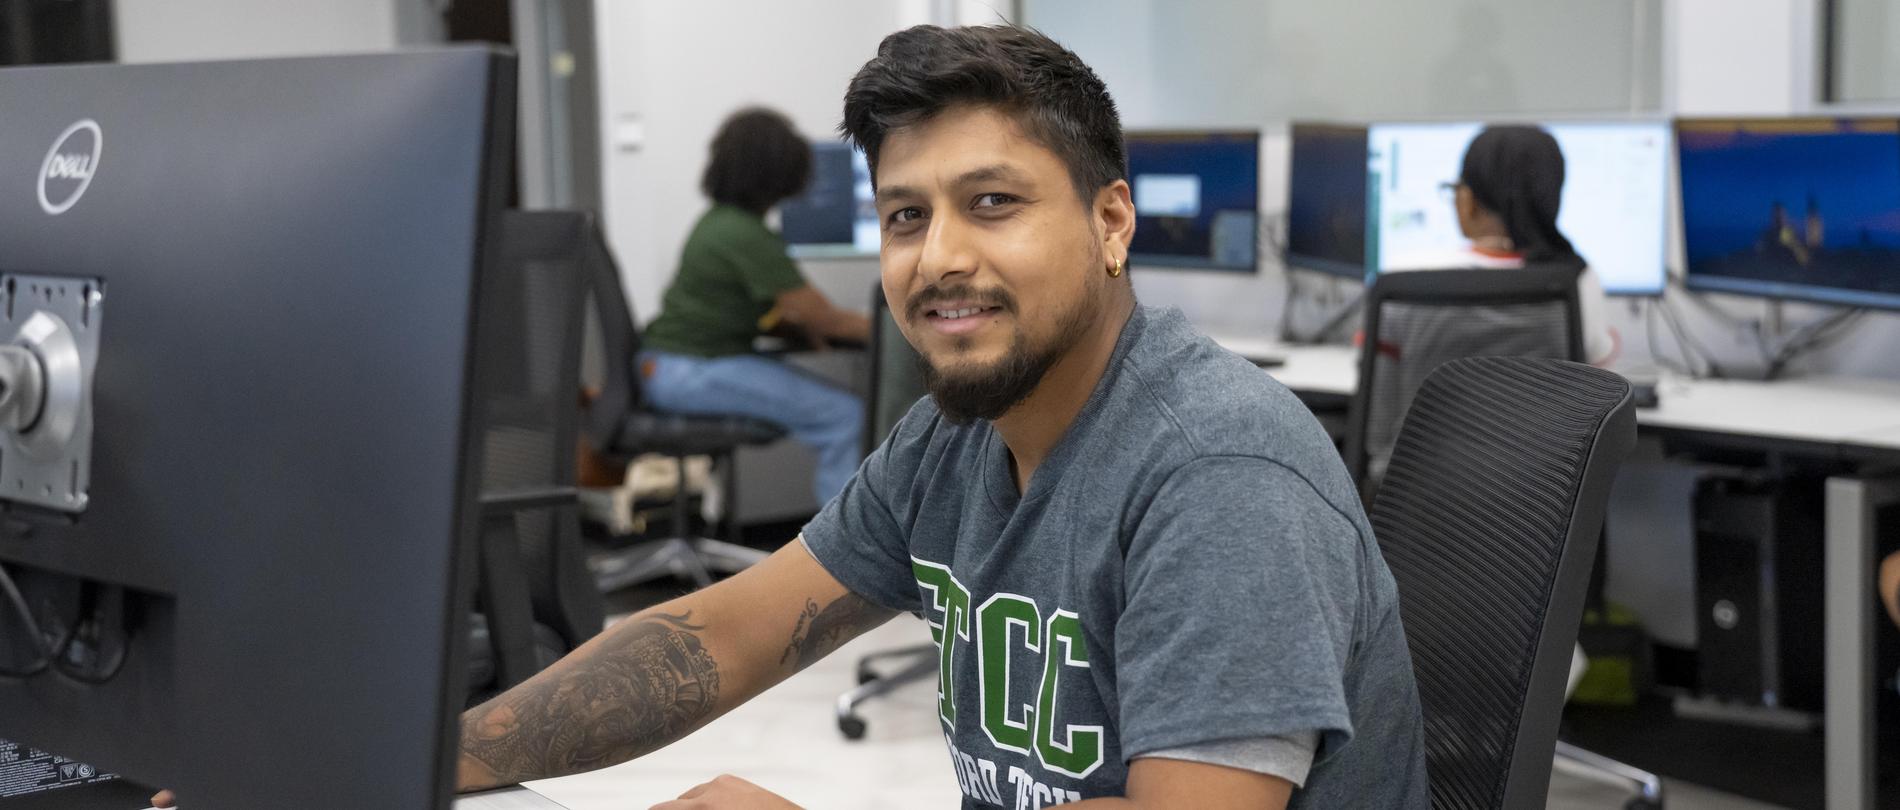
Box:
[643,204,808,357]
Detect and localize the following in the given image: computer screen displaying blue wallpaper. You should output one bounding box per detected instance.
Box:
[1679,119,1900,311]
[1125,132,1259,272]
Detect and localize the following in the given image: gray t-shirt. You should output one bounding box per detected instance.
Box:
[802,306,1427,809]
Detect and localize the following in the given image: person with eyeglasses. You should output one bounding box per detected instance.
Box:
[1397,125,1619,366]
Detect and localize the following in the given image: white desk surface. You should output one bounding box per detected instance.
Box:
[453,786,569,809]
[1207,333,1900,452]
[139,787,567,810]
[1207,334,1358,397]
[1636,374,1900,450]
[1843,420,1900,452]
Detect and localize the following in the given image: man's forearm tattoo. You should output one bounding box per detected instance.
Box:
[460,610,720,783]
[779,592,887,672]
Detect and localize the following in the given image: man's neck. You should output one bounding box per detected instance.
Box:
[993,294,1137,495]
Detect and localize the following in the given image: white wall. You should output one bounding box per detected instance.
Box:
[593,0,931,325]
[1830,0,1900,103]
[1026,0,1663,126]
[114,0,403,63]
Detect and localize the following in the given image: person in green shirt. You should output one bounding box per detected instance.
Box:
[640,107,872,505]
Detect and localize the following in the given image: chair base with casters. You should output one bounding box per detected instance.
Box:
[832,285,935,741]
[835,643,936,740]
[1556,536,1667,808]
[1555,741,1665,810]
[589,412,785,592]
[573,215,788,595]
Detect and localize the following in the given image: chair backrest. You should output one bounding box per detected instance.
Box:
[577,216,645,452]
[1370,357,1634,810]
[863,287,929,455]
[1347,264,1583,492]
[481,209,603,649]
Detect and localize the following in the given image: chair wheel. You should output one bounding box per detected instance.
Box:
[838,715,867,740]
[1624,799,1662,810]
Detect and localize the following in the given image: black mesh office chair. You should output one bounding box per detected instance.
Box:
[836,288,935,740]
[1350,267,1663,806]
[1347,265,1583,499]
[579,221,786,592]
[467,210,606,703]
[1371,356,1652,809]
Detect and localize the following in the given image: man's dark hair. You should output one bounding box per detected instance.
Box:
[702,107,812,214]
[840,25,1125,201]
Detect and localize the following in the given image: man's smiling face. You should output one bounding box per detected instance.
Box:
[873,104,1112,422]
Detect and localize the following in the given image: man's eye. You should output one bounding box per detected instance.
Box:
[888,207,924,225]
[973,193,1016,209]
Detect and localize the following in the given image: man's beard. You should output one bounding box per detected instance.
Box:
[913,277,1102,425]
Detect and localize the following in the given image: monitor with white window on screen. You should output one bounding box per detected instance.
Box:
[1364,120,1671,296]
[1286,123,1370,280]
[1124,130,1260,273]
[780,140,879,257]
[1677,117,1900,312]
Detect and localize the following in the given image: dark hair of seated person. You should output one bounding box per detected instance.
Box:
[701,107,813,215]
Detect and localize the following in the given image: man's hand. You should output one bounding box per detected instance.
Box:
[149,789,176,808]
[771,286,870,346]
[649,774,801,810]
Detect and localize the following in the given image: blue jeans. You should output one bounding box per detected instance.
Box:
[639,350,865,507]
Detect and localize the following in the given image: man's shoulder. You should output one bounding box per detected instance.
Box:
[1115,308,1337,467]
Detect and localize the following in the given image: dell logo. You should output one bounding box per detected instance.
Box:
[47,154,94,180]
[38,119,103,215]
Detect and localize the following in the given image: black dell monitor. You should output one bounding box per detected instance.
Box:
[0,48,516,808]
[1285,123,1371,280]
[1124,130,1261,273]
[1678,117,1900,311]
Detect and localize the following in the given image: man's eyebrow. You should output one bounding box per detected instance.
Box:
[874,184,923,207]
[872,164,1033,207]
[953,163,1031,187]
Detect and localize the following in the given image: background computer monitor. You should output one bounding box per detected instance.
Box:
[1286,123,1370,279]
[0,48,514,807]
[1125,130,1260,273]
[1366,121,1670,295]
[780,140,878,257]
[1677,118,1900,312]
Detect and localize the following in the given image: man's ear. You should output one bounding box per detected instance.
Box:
[1096,179,1135,259]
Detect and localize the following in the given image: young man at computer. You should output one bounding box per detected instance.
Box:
[454,25,1425,810]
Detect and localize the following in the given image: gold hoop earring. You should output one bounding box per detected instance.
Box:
[1108,257,1124,278]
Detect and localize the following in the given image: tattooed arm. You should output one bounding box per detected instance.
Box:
[456,537,895,791]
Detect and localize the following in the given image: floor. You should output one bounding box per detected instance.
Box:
[523,614,1790,810]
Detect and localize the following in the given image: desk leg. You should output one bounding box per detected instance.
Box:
[1825,476,1899,810]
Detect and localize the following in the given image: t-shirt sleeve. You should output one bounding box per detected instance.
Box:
[1116,455,1364,763]
[720,229,809,304]
[797,404,928,613]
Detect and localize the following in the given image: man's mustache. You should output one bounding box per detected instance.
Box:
[905,284,1015,323]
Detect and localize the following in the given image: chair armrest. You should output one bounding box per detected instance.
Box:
[480,486,579,515]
